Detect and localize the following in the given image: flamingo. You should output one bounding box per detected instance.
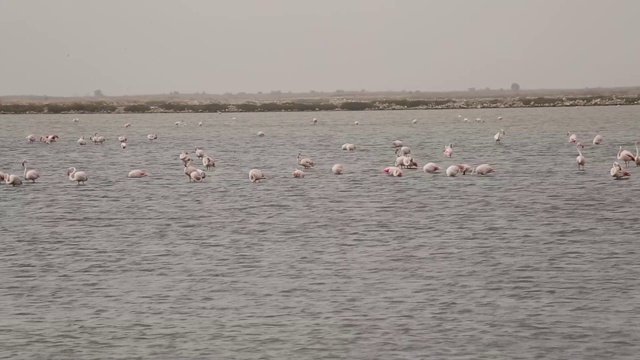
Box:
[472,164,495,175]
[0,171,6,183]
[257,131,265,137]
[73,118,79,123]
[183,159,198,180]
[47,135,59,143]
[494,129,505,142]
[249,169,266,182]
[446,165,464,177]
[189,170,204,182]
[498,116,503,120]
[567,132,577,143]
[297,153,314,168]
[354,121,359,125]
[332,164,343,175]
[312,118,318,124]
[395,146,411,156]
[635,141,640,166]
[463,118,470,122]
[3,174,22,186]
[128,170,148,178]
[203,156,215,170]
[617,146,636,168]
[593,135,603,145]
[90,133,105,145]
[21,160,40,183]
[444,144,453,157]
[610,162,630,180]
[458,164,472,175]
[576,143,585,170]
[423,163,441,173]
[118,135,127,143]
[392,140,403,148]
[67,167,88,185]
[179,150,190,162]
[341,143,356,151]
[198,121,203,127]
[382,166,403,177]
[120,142,127,149]
[26,135,36,143]
[292,169,305,178]
[124,123,131,128]
[77,136,86,145]
[412,119,417,124]
[147,134,157,141]
[195,147,205,158]
[400,156,418,169]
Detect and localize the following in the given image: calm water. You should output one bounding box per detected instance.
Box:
[1,107,640,359]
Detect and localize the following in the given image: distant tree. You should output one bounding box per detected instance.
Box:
[511,83,520,92]
[468,87,476,92]
[94,89,105,97]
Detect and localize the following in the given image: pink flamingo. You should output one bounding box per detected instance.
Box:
[444,144,453,157]
[292,169,305,178]
[422,163,441,173]
[128,170,148,178]
[617,146,636,168]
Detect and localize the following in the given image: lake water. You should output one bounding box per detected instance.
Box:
[1,107,639,359]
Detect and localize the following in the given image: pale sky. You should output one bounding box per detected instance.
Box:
[0,0,638,96]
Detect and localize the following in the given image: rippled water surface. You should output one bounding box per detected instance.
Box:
[1,107,640,359]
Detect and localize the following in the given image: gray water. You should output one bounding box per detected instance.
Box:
[1,107,639,359]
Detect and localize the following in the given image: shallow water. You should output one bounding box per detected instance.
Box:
[1,107,640,359]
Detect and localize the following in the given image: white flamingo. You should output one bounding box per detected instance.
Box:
[395,146,411,156]
[297,153,314,168]
[198,121,203,127]
[472,164,495,175]
[3,174,22,186]
[311,118,318,124]
[593,135,603,145]
[120,142,126,149]
[128,170,148,178]
[257,131,265,137]
[392,140,403,148]
[203,156,215,170]
[249,169,266,182]
[189,171,203,182]
[118,135,127,143]
[354,121,359,125]
[26,135,36,143]
[494,129,505,142]
[567,132,577,143]
[73,118,79,123]
[124,123,131,128]
[183,159,198,180]
[617,146,636,168]
[444,144,453,157]
[77,136,86,145]
[382,166,403,177]
[423,163,441,173]
[67,167,88,185]
[195,147,205,158]
[332,164,343,175]
[147,134,157,141]
[635,141,640,166]
[292,169,305,178]
[576,143,585,170]
[458,164,472,175]
[90,133,105,145]
[412,119,417,124]
[610,162,630,180]
[497,116,503,120]
[21,160,40,183]
[446,165,463,177]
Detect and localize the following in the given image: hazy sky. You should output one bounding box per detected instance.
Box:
[1,0,638,96]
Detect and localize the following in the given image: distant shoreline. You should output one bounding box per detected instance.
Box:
[0,95,638,115]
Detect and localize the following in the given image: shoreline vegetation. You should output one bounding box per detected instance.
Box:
[1,88,639,114]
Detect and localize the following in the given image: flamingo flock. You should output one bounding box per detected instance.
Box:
[5,114,640,189]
